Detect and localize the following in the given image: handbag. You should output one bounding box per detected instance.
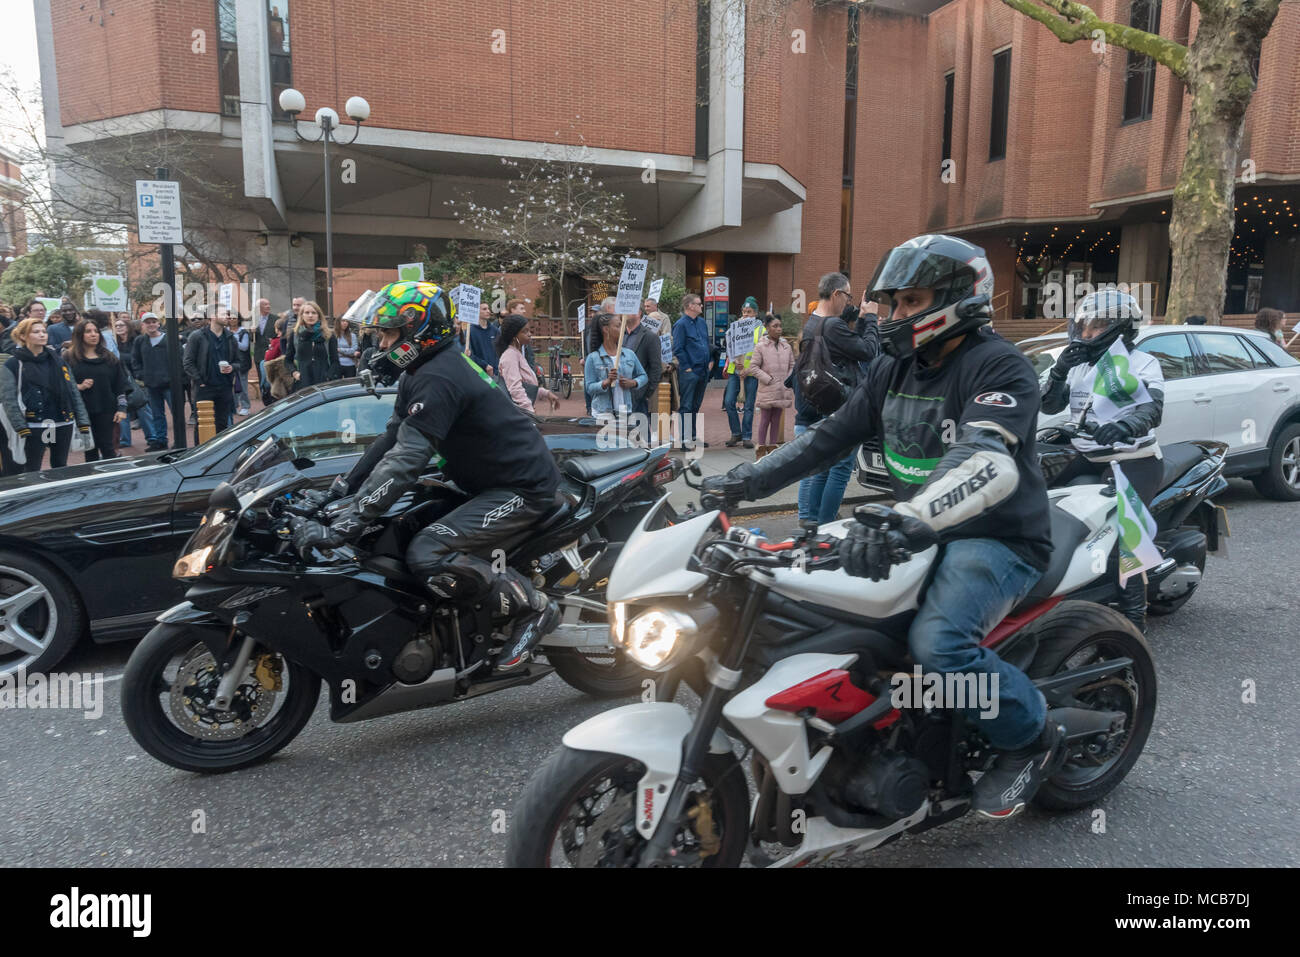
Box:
[125,377,149,413]
[794,315,850,416]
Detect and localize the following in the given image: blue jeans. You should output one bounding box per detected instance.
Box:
[146,385,172,445]
[723,374,758,440]
[794,424,855,524]
[677,370,704,444]
[907,538,1046,750]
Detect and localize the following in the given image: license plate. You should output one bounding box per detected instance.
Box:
[870,452,884,472]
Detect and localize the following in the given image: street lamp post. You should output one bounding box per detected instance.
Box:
[277,88,370,321]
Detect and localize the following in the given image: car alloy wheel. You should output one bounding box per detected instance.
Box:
[0,565,59,677]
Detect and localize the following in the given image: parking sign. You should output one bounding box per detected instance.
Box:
[135,180,183,245]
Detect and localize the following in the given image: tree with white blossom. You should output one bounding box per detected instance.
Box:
[447,151,635,319]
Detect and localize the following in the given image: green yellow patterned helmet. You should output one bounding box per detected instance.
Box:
[350,281,457,348]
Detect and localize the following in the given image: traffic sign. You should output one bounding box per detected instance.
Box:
[135,180,183,245]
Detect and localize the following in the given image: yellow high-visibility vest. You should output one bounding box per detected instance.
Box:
[725,322,765,375]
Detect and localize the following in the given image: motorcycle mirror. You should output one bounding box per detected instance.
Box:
[209,481,240,510]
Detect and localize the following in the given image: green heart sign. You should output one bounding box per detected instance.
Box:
[95,277,122,296]
[398,263,423,281]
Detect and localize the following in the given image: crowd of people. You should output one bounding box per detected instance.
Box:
[0,293,371,477]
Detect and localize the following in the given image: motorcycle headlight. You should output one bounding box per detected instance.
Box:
[617,608,699,671]
[173,545,215,581]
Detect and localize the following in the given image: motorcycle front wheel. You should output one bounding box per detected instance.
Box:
[506,747,749,868]
[122,623,321,773]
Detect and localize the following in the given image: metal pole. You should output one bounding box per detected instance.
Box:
[157,166,187,449]
[322,119,334,321]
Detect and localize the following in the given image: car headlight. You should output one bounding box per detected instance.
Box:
[616,608,699,671]
[173,545,214,581]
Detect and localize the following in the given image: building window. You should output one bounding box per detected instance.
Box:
[268,2,293,120]
[1122,0,1161,123]
[217,0,239,116]
[695,0,710,160]
[840,4,859,275]
[941,71,955,164]
[215,1,293,119]
[989,49,1010,161]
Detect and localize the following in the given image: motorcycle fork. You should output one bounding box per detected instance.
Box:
[211,631,256,711]
[639,576,766,867]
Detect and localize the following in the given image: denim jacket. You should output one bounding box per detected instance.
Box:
[584,346,647,416]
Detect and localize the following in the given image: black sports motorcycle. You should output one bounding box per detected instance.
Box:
[122,436,681,773]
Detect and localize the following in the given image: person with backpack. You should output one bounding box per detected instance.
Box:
[792,272,880,523]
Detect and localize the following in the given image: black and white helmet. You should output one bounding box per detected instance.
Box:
[1068,289,1143,363]
[867,234,994,359]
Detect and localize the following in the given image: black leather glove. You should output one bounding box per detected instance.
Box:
[1050,342,1090,380]
[699,469,750,512]
[297,475,349,511]
[1092,420,1135,447]
[292,515,364,558]
[838,512,938,582]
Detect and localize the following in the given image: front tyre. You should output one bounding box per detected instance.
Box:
[122,624,320,773]
[1251,422,1300,501]
[506,747,749,867]
[1026,601,1156,811]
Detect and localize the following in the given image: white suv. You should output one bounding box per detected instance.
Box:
[856,325,1300,501]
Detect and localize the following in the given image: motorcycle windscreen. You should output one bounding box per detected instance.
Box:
[231,436,295,486]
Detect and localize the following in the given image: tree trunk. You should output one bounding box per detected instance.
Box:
[1165,5,1277,324]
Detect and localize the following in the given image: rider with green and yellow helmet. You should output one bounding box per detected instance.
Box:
[294,280,562,670]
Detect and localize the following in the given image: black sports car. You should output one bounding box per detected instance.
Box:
[0,381,606,678]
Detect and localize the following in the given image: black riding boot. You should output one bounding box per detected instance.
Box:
[1116,573,1147,634]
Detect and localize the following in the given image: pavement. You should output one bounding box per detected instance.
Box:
[1,478,1295,867]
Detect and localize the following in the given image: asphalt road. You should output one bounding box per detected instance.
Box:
[2,479,1296,867]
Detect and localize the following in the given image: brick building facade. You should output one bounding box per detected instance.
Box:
[35,0,1300,322]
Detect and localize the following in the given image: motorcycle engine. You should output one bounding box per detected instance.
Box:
[393,636,439,684]
[842,752,931,819]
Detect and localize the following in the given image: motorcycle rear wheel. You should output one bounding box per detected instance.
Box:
[122,624,321,773]
[1025,601,1156,811]
[506,747,749,867]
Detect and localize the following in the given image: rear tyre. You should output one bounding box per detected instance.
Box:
[1251,423,1300,501]
[1147,516,1206,617]
[122,624,321,773]
[560,377,573,400]
[548,649,649,698]
[506,746,749,867]
[1025,601,1156,811]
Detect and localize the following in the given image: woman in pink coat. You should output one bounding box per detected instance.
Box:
[496,315,559,414]
[749,315,794,446]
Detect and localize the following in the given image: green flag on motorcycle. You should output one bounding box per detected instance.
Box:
[1090,337,1151,425]
[1113,462,1161,587]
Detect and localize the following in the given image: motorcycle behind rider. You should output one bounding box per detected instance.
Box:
[293,281,561,670]
[1040,289,1164,632]
[702,234,1065,819]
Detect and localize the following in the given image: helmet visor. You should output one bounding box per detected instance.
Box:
[345,290,382,328]
[867,246,975,312]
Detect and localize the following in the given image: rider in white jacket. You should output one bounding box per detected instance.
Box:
[1041,289,1164,631]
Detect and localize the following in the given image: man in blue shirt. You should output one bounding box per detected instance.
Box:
[672,293,713,447]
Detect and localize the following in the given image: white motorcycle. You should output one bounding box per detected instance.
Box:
[507,485,1157,867]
